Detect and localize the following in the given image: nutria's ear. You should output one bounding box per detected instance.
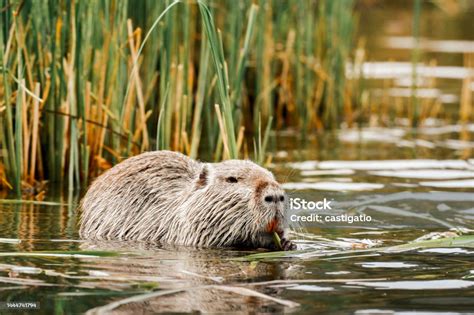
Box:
[196,165,209,189]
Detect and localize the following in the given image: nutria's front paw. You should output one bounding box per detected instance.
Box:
[281,238,297,251]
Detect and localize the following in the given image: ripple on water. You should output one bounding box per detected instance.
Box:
[282,181,384,191]
[346,280,474,290]
[288,159,474,171]
[419,179,474,188]
[356,262,418,268]
[369,169,474,180]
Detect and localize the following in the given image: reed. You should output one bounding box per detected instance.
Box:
[460,53,473,123]
[3,0,449,196]
[411,0,422,127]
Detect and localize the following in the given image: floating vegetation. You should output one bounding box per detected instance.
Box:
[235,234,474,261]
[272,231,283,251]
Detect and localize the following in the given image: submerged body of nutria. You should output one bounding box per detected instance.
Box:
[79,150,295,250]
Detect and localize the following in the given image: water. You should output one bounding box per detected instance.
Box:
[0,122,473,314]
[354,1,474,121]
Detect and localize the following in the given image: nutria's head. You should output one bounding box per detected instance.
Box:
[185,159,288,248]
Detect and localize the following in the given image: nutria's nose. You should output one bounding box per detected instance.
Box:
[264,194,285,204]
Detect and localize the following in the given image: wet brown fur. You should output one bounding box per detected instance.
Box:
[79,150,294,250]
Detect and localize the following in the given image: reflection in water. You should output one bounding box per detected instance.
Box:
[348,61,474,80]
[79,242,291,314]
[382,36,474,53]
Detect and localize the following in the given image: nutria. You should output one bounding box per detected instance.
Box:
[79,150,295,250]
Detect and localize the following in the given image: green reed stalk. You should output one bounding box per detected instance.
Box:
[303,1,315,130]
[227,0,242,82]
[198,1,238,159]
[190,35,210,159]
[14,52,23,193]
[156,83,170,150]
[232,4,258,112]
[0,25,19,194]
[295,1,304,127]
[255,115,273,165]
[411,0,422,127]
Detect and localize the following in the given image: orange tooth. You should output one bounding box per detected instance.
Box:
[266,218,279,233]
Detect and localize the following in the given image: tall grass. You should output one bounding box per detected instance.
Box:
[411,0,422,127]
[3,0,469,196]
[0,0,359,195]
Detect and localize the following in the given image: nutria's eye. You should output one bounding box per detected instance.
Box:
[226,176,238,183]
[279,195,285,202]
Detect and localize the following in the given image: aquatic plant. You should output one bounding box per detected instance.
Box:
[0,0,358,195]
[2,0,472,197]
